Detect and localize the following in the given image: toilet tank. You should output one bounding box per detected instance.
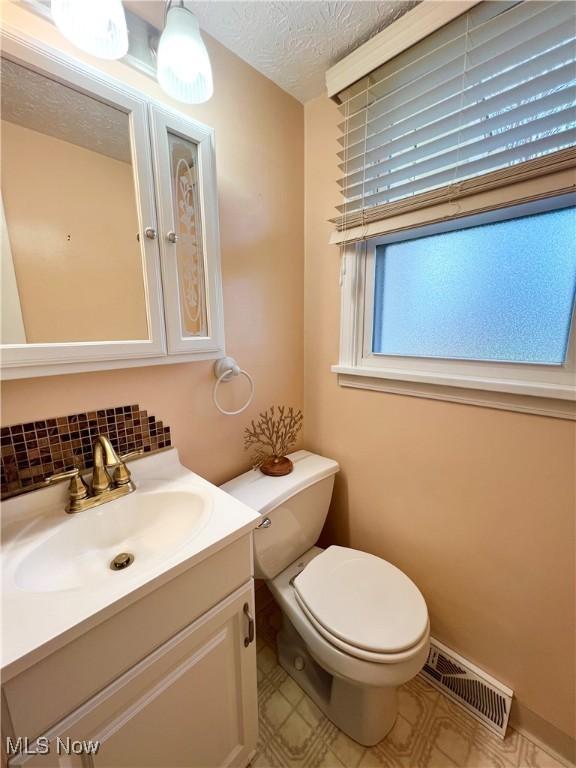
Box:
[220,451,339,579]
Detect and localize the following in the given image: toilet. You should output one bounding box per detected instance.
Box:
[221,450,430,746]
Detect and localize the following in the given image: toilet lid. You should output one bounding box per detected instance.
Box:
[293,546,428,655]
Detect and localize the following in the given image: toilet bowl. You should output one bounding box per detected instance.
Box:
[221,451,430,746]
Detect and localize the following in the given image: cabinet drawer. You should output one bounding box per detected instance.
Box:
[4,535,252,740]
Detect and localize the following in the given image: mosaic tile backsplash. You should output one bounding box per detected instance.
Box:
[1,404,171,499]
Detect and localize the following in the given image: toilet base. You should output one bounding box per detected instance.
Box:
[276,615,398,747]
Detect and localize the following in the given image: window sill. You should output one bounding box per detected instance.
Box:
[331,366,576,420]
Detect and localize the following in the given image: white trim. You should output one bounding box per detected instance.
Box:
[334,371,576,421]
[325,0,481,100]
[334,199,576,419]
[0,348,224,380]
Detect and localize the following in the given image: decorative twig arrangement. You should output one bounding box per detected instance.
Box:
[244,406,303,476]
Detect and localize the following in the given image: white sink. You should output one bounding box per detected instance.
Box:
[1,448,260,678]
[13,489,211,593]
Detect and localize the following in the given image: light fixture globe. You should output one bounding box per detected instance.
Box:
[157,5,213,104]
[51,0,129,60]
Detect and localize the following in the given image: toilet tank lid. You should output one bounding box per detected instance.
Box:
[220,450,339,515]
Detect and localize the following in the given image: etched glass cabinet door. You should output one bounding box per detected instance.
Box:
[149,106,225,356]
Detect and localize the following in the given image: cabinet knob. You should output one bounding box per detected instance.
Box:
[144,227,157,240]
[167,231,179,244]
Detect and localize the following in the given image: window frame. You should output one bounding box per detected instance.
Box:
[332,194,576,419]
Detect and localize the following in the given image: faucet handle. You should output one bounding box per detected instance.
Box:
[44,468,79,485]
[44,468,89,503]
[119,448,144,462]
[113,448,144,487]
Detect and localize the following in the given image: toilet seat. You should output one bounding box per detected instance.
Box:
[294,593,430,664]
[293,546,428,663]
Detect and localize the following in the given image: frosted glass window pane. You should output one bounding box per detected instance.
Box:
[372,207,576,364]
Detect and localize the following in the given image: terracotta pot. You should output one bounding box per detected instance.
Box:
[260,456,293,477]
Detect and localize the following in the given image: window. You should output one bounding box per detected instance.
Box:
[329,0,576,416]
[371,207,576,365]
[333,198,576,417]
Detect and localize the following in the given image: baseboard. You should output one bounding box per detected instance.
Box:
[510,701,576,767]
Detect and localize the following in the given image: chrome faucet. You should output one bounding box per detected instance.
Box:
[44,435,142,513]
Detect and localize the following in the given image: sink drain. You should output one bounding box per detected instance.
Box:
[110,552,134,571]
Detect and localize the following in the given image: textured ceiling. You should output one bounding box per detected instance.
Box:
[1,58,131,162]
[126,1,418,103]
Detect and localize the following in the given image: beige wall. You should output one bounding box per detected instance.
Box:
[1,119,147,343]
[304,94,576,751]
[0,1,304,485]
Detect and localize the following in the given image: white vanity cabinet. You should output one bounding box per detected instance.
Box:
[2,537,258,768]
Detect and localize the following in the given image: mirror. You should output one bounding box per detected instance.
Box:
[0,58,149,345]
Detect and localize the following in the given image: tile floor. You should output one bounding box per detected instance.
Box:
[253,595,568,768]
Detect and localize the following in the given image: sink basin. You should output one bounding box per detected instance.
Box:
[13,490,212,593]
[1,448,260,677]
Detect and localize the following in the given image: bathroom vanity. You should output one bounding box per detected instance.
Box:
[1,450,260,767]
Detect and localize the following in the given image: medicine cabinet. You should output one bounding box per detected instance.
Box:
[0,30,225,379]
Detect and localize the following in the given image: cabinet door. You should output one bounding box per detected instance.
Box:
[149,105,225,358]
[9,583,257,768]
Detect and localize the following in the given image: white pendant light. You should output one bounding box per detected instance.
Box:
[157,2,213,104]
[51,0,129,60]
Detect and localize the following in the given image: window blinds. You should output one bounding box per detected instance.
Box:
[334,0,576,232]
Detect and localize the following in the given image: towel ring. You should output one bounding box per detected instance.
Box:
[213,357,255,416]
